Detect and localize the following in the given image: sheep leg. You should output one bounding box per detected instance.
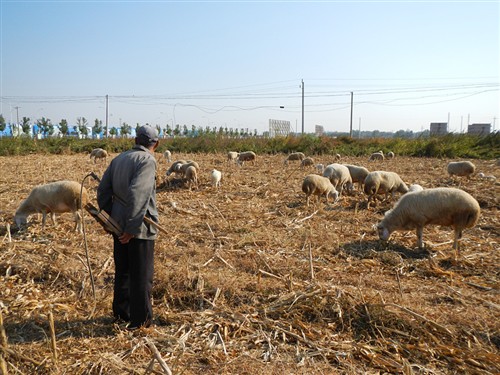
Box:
[41,211,47,230]
[416,226,424,249]
[306,195,310,207]
[73,211,83,233]
[453,229,462,253]
[51,212,57,226]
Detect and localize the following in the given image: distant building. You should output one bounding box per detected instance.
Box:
[429,122,448,136]
[467,123,491,135]
[315,125,324,137]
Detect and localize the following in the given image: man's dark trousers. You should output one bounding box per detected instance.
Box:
[113,237,154,327]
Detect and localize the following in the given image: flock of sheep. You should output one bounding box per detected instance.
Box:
[12,148,498,255]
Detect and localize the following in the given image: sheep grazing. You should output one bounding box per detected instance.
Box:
[377,187,480,252]
[333,153,341,161]
[184,166,198,189]
[227,151,239,163]
[14,180,88,233]
[284,152,305,165]
[163,150,172,163]
[343,164,370,191]
[166,160,188,176]
[90,148,108,163]
[237,151,256,166]
[408,184,424,192]
[447,161,476,178]
[369,152,385,161]
[322,163,353,196]
[301,174,339,207]
[364,171,409,208]
[178,161,200,175]
[477,172,497,182]
[210,169,222,188]
[387,151,395,159]
[300,157,315,169]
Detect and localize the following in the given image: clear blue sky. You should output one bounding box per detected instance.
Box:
[1,1,499,134]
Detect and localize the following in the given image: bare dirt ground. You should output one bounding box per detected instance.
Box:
[0,152,499,374]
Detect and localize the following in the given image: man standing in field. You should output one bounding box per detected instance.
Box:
[97,125,160,330]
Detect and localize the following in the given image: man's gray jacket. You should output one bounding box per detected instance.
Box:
[97,144,158,240]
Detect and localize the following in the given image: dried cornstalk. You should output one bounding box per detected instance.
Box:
[48,310,58,364]
[143,337,173,375]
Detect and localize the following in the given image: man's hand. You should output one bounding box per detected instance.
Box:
[119,232,135,244]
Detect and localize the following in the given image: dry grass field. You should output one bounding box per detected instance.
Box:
[0,152,499,374]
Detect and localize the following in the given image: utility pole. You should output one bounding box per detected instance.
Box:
[301,79,304,134]
[358,117,361,139]
[14,106,20,136]
[349,92,353,138]
[105,95,109,138]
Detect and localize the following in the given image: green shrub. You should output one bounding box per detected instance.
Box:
[0,133,498,159]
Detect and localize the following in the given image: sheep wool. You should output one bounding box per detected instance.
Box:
[301,174,339,206]
[14,180,88,233]
[364,171,409,208]
[447,161,476,178]
[377,187,480,252]
[211,169,222,188]
[237,151,257,166]
[90,148,108,163]
[284,152,305,165]
[322,163,353,196]
[343,164,370,191]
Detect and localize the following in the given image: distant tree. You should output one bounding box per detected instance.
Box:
[37,117,53,137]
[120,122,131,137]
[93,119,103,138]
[77,117,89,137]
[182,125,188,137]
[135,123,141,136]
[0,114,5,133]
[165,125,172,137]
[109,127,118,137]
[173,125,180,137]
[59,119,69,136]
[156,124,161,137]
[191,124,196,135]
[21,117,31,135]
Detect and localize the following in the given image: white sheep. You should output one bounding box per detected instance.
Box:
[227,151,239,163]
[163,150,172,163]
[300,157,315,169]
[166,160,188,176]
[408,184,424,192]
[284,152,305,165]
[210,169,222,188]
[333,153,341,161]
[377,187,480,252]
[387,151,395,159]
[178,161,200,175]
[184,165,198,189]
[301,174,339,207]
[447,161,476,178]
[90,148,108,163]
[237,151,257,166]
[364,171,409,208]
[477,172,497,182]
[369,152,385,161]
[343,164,370,191]
[14,180,88,233]
[322,163,353,196]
